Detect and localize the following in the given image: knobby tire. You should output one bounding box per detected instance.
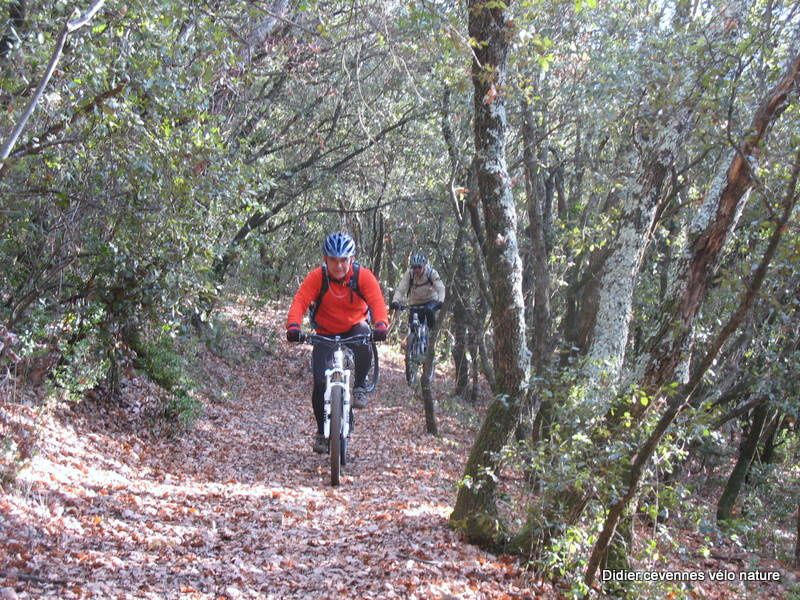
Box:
[405,331,419,386]
[330,385,343,486]
[364,342,380,392]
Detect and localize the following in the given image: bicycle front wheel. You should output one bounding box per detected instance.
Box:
[405,335,419,386]
[329,386,343,486]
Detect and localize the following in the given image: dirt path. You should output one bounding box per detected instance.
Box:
[1,303,545,599]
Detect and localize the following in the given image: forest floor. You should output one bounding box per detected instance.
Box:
[1,299,798,599]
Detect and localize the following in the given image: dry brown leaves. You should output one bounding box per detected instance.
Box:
[1,300,797,599]
[0,301,547,599]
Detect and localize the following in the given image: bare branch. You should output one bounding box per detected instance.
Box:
[0,0,106,163]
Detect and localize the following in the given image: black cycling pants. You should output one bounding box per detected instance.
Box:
[409,301,440,331]
[311,322,371,434]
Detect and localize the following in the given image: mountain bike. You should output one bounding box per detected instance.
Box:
[300,332,373,486]
[395,305,429,386]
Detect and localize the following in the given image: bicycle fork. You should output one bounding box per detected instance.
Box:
[410,313,429,356]
[323,350,351,439]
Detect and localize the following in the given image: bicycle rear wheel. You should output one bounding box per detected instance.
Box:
[330,386,343,486]
[363,342,380,392]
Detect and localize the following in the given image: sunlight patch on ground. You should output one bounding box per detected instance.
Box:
[22,453,131,490]
[402,501,452,519]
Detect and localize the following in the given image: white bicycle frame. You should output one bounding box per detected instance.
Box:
[323,344,352,440]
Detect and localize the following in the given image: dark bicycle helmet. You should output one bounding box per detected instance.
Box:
[322,232,356,257]
[409,252,427,267]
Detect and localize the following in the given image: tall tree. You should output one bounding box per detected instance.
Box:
[450,0,530,547]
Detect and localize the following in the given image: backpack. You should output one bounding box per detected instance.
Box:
[309,262,367,327]
[408,265,434,295]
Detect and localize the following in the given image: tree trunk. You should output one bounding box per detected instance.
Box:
[638,54,799,395]
[451,323,470,397]
[451,0,529,549]
[384,225,397,297]
[419,184,472,433]
[419,352,439,435]
[451,251,473,398]
[371,211,385,281]
[475,309,495,390]
[759,413,785,465]
[716,403,770,522]
[521,102,552,374]
[469,328,480,403]
[585,106,692,387]
[441,85,478,400]
[795,504,800,568]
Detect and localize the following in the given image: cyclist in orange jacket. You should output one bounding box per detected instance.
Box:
[286,232,388,453]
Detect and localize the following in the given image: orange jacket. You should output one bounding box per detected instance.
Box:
[286,264,388,335]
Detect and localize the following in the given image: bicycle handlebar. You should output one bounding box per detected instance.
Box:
[296,332,374,346]
[392,302,440,311]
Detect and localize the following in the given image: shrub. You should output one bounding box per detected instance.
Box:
[133,333,202,430]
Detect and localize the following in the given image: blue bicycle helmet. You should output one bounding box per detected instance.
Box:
[410,252,427,267]
[322,232,356,257]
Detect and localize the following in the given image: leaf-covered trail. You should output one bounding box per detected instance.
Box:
[1,303,544,599]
